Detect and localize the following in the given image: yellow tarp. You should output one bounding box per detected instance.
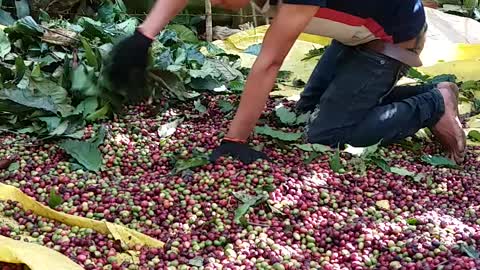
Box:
[213,25,480,84]
[0,236,84,270]
[2,15,480,269]
[0,183,164,269]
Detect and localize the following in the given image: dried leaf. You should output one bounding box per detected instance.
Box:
[376,200,390,210]
[158,118,183,138]
[189,257,204,267]
[41,28,77,46]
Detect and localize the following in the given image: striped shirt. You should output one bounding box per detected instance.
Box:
[253,0,427,46]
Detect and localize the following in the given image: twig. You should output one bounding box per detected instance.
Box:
[432,260,449,269]
[248,222,270,227]
[205,0,213,42]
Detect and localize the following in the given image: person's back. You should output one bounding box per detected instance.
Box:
[259,0,426,45]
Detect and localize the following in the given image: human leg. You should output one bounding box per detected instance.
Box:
[303,43,466,162]
[295,40,349,113]
[304,47,406,146]
[304,52,465,163]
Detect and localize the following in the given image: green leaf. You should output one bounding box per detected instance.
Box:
[301,47,327,61]
[228,80,244,92]
[97,1,115,23]
[406,68,430,81]
[31,64,42,80]
[73,97,98,117]
[194,100,207,114]
[218,100,234,113]
[304,152,321,164]
[48,188,63,209]
[275,106,297,125]
[150,70,188,100]
[7,162,19,172]
[0,30,11,59]
[1,88,57,113]
[77,17,108,42]
[173,156,209,174]
[461,80,479,90]
[413,173,425,183]
[294,143,331,152]
[206,42,225,55]
[114,18,138,36]
[406,218,418,225]
[468,130,480,142]
[39,116,61,132]
[14,0,30,18]
[38,9,50,22]
[460,243,480,259]
[210,58,243,82]
[372,157,391,173]
[329,148,343,173]
[232,191,268,224]
[295,112,310,125]
[58,134,105,172]
[421,155,458,168]
[244,44,262,56]
[189,76,222,90]
[390,167,416,177]
[8,16,43,36]
[14,57,26,84]
[427,74,457,84]
[166,24,198,43]
[85,103,110,122]
[0,9,15,26]
[30,78,70,105]
[49,120,69,136]
[155,49,173,69]
[89,126,107,148]
[254,125,303,142]
[71,64,95,94]
[158,118,183,138]
[390,167,425,182]
[80,37,98,69]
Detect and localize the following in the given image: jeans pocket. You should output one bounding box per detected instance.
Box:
[377,65,407,104]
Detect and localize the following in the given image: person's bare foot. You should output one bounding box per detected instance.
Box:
[431,83,466,164]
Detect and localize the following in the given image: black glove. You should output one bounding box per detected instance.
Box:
[210,139,269,164]
[107,29,153,99]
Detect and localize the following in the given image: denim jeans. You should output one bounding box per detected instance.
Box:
[302,40,445,147]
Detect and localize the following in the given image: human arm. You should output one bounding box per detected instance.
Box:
[226,4,319,140]
[138,0,189,38]
[210,3,319,163]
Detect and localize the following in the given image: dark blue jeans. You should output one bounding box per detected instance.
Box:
[302,40,445,147]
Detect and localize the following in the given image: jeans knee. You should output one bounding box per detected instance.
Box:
[304,125,341,146]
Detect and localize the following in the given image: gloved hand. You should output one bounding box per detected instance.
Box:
[210,138,269,164]
[106,29,153,98]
